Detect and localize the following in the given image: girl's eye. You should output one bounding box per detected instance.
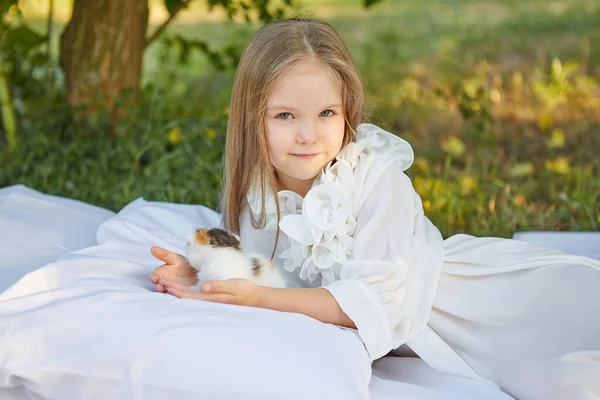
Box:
[320,110,334,117]
[277,112,292,120]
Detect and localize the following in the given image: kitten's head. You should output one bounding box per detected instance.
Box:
[186,228,241,250]
[185,228,244,277]
[185,228,242,270]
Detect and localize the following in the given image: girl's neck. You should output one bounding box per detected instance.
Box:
[276,174,316,198]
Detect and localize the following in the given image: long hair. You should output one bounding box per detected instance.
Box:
[221,19,365,252]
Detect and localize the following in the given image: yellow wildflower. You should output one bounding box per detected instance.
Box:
[537,111,553,132]
[490,89,502,103]
[167,127,182,144]
[508,162,535,178]
[513,194,527,208]
[441,136,466,157]
[433,197,448,211]
[459,176,477,196]
[413,157,430,173]
[205,128,217,140]
[423,200,432,212]
[413,176,428,196]
[547,128,565,149]
[545,156,570,174]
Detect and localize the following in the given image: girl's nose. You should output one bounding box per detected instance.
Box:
[295,120,318,144]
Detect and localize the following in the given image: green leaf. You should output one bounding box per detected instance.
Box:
[0,0,19,18]
[28,52,51,68]
[164,0,185,16]
[364,0,384,8]
[6,24,45,53]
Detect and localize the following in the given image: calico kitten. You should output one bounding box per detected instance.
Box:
[185,228,287,290]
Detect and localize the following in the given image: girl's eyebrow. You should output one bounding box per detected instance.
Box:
[266,103,342,111]
[266,105,297,111]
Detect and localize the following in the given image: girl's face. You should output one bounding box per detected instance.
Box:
[264,58,345,197]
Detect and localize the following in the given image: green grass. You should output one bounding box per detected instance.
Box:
[2,0,600,238]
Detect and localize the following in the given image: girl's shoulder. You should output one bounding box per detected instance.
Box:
[336,123,414,173]
[315,123,415,205]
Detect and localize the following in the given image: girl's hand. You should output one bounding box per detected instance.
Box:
[160,278,261,308]
[150,246,198,293]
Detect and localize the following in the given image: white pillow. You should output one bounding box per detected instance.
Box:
[0,199,372,400]
[0,184,115,292]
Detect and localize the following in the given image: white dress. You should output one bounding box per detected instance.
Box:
[240,124,600,400]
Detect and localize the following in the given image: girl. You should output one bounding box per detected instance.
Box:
[149,19,600,400]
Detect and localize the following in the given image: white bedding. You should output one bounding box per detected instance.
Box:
[0,185,516,399]
[513,231,600,260]
[0,185,115,293]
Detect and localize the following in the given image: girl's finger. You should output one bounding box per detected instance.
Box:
[166,287,234,304]
[150,272,161,284]
[150,265,173,283]
[155,283,166,293]
[166,286,202,299]
[160,280,194,293]
[150,246,184,265]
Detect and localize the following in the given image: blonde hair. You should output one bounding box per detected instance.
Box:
[221,19,365,249]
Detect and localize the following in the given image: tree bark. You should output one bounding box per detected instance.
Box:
[60,0,149,119]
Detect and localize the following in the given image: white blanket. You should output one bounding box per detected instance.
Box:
[0,185,513,399]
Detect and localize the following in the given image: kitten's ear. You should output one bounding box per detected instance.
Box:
[184,234,195,244]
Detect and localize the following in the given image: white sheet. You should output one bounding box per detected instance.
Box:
[513,231,600,260]
[0,185,514,399]
[370,357,513,400]
[0,184,115,292]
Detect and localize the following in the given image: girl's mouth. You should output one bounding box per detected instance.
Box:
[291,152,320,159]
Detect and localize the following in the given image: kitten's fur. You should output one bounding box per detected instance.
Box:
[185,228,287,290]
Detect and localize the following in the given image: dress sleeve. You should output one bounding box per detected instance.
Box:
[323,161,445,361]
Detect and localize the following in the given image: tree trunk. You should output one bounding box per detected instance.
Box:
[60,0,149,119]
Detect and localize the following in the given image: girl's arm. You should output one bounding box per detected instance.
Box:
[256,286,356,328]
[160,276,356,329]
